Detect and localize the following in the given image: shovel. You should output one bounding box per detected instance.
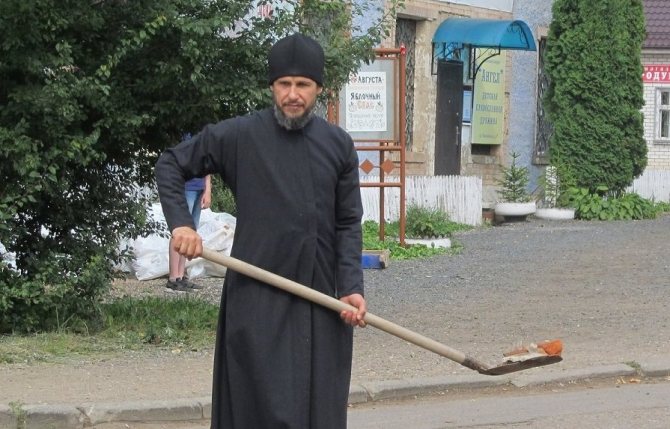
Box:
[200,248,562,376]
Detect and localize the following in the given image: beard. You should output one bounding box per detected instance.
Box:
[273,102,315,131]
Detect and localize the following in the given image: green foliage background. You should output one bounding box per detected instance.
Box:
[543,0,647,193]
[0,0,400,333]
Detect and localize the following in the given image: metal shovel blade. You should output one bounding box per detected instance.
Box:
[478,355,563,376]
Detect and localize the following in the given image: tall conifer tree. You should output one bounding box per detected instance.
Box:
[544,0,647,193]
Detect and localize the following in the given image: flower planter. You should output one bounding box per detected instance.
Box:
[494,202,536,223]
[535,207,575,221]
[405,237,451,248]
[494,202,536,217]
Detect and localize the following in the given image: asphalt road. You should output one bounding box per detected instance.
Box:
[347,378,670,429]
[89,378,670,429]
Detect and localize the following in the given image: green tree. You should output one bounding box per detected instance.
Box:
[0,0,400,333]
[543,0,647,193]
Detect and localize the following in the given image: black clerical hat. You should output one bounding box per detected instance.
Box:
[268,33,324,86]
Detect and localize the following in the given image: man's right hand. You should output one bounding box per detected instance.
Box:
[171,226,203,260]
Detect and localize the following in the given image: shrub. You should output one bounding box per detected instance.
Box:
[0,253,111,333]
[565,187,664,220]
[405,205,457,238]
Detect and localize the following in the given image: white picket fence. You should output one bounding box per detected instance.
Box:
[629,169,670,202]
[360,175,483,226]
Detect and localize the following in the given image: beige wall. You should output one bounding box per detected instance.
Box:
[388,0,512,184]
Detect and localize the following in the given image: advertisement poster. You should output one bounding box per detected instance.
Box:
[471,53,506,144]
[345,72,387,132]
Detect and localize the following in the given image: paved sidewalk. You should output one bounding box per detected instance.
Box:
[3,358,670,429]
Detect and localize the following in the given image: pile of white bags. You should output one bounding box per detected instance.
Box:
[0,241,16,271]
[127,203,236,280]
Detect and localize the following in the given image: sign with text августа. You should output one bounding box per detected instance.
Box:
[339,59,396,141]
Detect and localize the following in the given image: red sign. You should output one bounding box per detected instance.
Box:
[643,65,670,83]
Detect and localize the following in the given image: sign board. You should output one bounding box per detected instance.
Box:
[339,58,397,141]
[344,72,388,132]
[471,52,506,144]
[643,65,670,83]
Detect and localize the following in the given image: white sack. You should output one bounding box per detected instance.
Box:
[130,204,236,280]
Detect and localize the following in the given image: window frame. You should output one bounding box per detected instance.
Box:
[655,87,670,143]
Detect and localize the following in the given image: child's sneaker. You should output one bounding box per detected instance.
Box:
[166,278,190,292]
[179,278,204,290]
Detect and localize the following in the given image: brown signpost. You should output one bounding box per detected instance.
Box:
[329,46,407,245]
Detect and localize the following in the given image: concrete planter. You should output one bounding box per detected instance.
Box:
[494,202,536,217]
[494,202,537,224]
[535,207,575,220]
[405,237,451,248]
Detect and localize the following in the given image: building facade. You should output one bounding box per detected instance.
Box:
[356,0,668,208]
[383,1,522,207]
[641,0,670,170]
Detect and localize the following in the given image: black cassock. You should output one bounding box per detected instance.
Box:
[155,108,364,429]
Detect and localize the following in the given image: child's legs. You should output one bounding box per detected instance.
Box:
[169,190,203,280]
[185,190,204,229]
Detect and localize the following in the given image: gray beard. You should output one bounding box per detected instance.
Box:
[273,104,314,130]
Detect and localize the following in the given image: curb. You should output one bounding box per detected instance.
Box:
[3,360,670,429]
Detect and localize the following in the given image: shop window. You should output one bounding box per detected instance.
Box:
[533,36,551,164]
[471,144,493,156]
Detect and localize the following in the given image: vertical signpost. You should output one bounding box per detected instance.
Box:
[333,48,407,244]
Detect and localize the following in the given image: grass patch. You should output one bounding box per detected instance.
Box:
[0,332,116,364]
[362,207,472,260]
[0,296,219,364]
[102,296,218,347]
[363,232,464,260]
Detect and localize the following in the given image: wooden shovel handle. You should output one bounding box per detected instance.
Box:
[201,248,487,372]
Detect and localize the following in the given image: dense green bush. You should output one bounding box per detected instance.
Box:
[0,0,400,333]
[0,254,111,333]
[544,0,647,193]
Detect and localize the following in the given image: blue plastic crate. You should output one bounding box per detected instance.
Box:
[361,250,390,269]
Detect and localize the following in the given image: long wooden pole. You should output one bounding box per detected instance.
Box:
[200,248,486,372]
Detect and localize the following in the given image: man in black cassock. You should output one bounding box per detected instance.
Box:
[155,33,367,428]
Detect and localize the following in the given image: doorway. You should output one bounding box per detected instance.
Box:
[434,59,463,175]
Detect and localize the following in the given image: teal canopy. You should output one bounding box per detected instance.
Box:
[433,18,536,54]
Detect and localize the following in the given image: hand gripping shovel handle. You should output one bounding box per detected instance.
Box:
[200,248,560,376]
